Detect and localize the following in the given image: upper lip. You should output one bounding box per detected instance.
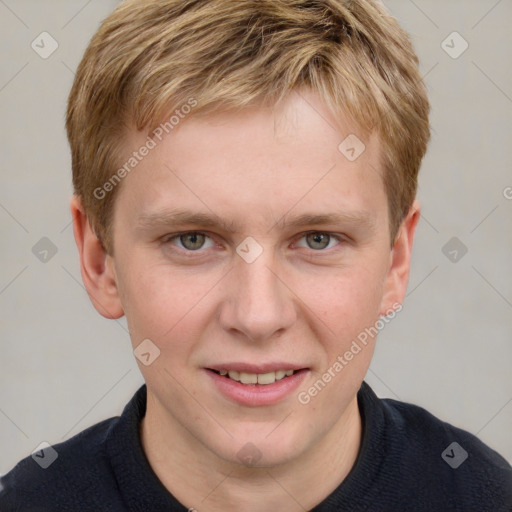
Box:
[206,362,308,373]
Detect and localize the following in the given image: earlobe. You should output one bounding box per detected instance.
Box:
[379,200,420,316]
[70,196,124,319]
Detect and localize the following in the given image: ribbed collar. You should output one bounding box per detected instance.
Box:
[106,385,187,511]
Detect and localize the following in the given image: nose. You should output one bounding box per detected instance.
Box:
[218,252,297,342]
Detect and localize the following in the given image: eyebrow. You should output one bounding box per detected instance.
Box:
[137,209,239,233]
[136,208,376,234]
[272,211,376,232]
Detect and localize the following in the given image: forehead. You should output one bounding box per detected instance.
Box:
[114,90,387,231]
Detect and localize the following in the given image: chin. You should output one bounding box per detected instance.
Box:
[211,426,311,468]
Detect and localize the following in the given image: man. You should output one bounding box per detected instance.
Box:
[1,0,511,510]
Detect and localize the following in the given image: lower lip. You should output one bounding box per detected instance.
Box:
[205,369,309,407]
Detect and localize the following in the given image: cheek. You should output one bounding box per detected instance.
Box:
[296,260,387,340]
[117,259,220,348]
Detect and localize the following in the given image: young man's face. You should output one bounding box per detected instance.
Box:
[87,90,416,467]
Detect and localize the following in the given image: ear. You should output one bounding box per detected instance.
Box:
[70,196,124,319]
[379,200,420,316]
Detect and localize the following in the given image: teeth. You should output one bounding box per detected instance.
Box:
[240,372,258,384]
[257,372,276,385]
[220,369,296,385]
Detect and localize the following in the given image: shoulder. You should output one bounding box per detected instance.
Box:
[0,416,123,511]
[379,393,512,510]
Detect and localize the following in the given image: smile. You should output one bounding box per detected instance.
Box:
[210,369,296,385]
[205,366,309,406]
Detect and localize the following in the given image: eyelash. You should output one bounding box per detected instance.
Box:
[162,231,347,253]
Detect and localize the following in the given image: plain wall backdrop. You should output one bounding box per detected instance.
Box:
[1,0,511,475]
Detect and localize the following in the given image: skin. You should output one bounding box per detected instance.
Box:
[71,89,419,511]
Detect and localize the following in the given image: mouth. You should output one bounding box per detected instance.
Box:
[205,364,309,406]
[207,368,299,385]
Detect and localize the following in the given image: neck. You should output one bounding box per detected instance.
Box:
[141,393,362,512]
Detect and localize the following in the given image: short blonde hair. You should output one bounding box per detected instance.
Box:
[66,0,430,253]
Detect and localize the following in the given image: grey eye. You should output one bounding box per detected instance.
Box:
[305,232,331,250]
[179,233,207,250]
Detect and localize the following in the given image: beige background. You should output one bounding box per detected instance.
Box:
[1,0,511,474]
